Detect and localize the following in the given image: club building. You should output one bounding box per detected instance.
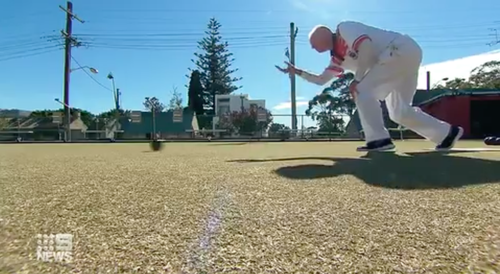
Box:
[214,94,266,115]
[346,88,500,139]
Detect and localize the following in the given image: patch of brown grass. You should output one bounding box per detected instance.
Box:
[0,141,499,273]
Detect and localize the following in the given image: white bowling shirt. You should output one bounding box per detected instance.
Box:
[299,21,402,85]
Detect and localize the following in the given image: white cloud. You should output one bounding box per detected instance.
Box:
[291,0,312,12]
[291,0,334,19]
[417,49,500,89]
[273,100,309,110]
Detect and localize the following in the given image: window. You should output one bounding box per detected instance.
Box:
[218,106,230,115]
[218,98,230,103]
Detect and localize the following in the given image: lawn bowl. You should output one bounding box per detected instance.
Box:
[150,140,163,151]
[484,136,500,146]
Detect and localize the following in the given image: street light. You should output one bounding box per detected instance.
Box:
[107,72,115,82]
[55,98,72,106]
[54,98,73,110]
[70,66,98,74]
[107,72,120,110]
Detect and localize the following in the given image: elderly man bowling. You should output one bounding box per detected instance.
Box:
[277,21,463,151]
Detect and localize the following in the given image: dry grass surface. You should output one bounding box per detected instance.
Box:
[0,141,499,273]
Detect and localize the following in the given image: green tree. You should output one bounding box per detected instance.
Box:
[190,17,242,113]
[268,122,290,139]
[187,70,204,115]
[168,86,183,110]
[468,60,500,89]
[29,109,54,118]
[0,118,8,130]
[268,123,288,134]
[94,109,129,130]
[305,72,355,133]
[316,114,345,132]
[439,61,500,89]
[97,109,127,120]
[436,78,473,90]
[144,97,165,112]
[218,107,272,135]
[29,109,94,127]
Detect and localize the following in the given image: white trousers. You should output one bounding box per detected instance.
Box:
[355,35,451,144]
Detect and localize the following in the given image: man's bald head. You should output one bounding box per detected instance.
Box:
[308,25,334,53]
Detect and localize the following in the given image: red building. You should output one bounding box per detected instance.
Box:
[419,89,500,138]
[346,89,500,139]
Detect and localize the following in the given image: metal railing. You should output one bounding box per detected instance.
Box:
[0,113,360,142]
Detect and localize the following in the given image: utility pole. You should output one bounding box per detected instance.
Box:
[290,22,299,131]
[60,1,84,142]
[145,97,157,140]
[487,28,499,46]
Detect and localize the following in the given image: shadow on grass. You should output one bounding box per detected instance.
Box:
[229,151,500,189]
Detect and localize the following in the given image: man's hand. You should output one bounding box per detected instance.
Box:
[349,80,359,100]
[275,61,302,76]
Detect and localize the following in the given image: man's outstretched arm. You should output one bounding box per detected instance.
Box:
[296,65,344,86]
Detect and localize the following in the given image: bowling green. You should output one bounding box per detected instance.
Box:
[0,141,499,273]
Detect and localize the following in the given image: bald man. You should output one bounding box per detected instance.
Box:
[278,21,463,151]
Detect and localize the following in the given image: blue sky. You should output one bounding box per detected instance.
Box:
[1,0,500,127]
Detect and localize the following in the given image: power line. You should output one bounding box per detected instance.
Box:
[82,35,492,46]
[0,10,59,23]
[0,42,55,53]
[80,36,494,52]
[71,22,499,40]
[79,37,286,45]
[1,6,498,43]
[70,22,497,43]
[296,36,494,44]
[70,55,113,92]
[2,25,494,52]
[487,28,500,46]
[74,21,499,34]
[85,43,288,51]
[0,6,497,59]
[0,47,61,62]
[77,6,500,14]
[0,32,56,43]
[73,32,288,38]
[0,44,60,56]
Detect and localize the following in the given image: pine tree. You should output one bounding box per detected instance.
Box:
[187,70,204,115]
[190,18,242,114]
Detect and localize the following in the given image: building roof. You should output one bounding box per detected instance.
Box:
[414,88,500,106]
[2,117,68,130]
[0,109,31,118]
[346,88,500,132]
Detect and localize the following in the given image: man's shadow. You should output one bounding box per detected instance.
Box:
[229,151,500,189]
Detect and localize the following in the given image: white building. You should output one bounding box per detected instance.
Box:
[215,94,266,115]
[210,94,267,137]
